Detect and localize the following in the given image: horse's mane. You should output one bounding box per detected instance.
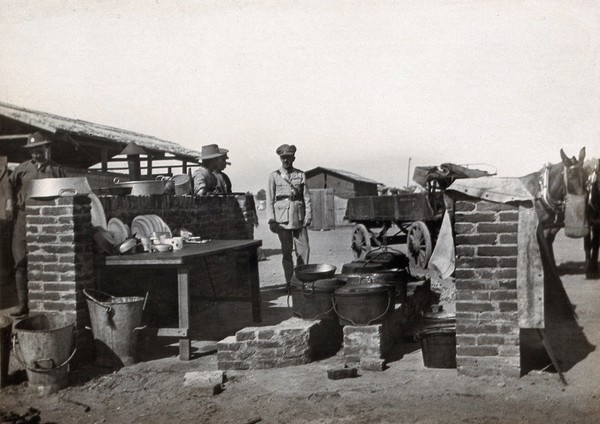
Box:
[519,171,542,197]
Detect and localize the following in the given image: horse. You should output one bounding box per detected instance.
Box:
[584,159,600,279]
[520,147,588,268]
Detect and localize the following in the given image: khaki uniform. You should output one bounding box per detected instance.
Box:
[267,167,312,284]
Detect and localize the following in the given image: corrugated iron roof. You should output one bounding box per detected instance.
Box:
[305,167,380,185]
[0,102,201,164]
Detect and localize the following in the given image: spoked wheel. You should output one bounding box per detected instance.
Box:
[351,224,372,259]
[407,221,432,269]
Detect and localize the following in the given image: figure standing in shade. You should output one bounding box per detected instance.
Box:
[9,132,65,317]
[266,144,312,290]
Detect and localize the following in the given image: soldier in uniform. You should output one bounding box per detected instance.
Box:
[266,144,312,289]
[9,132,65,316]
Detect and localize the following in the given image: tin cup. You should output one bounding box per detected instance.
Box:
[140,237,152,252]
[170,237,184,251]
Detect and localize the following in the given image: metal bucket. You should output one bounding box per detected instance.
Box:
[0,314,11,388]
[290,277,343,320]
[84,289,147,368]
[13,313,76,395]
[333,284,392,326]
[172,174,192,195]
[415,326,457,368]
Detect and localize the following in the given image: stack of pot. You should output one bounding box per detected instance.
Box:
[333,249,410,326]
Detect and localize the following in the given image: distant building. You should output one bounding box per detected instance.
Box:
[305,167,380,229]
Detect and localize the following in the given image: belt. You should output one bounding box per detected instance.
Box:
[276,195,302,201]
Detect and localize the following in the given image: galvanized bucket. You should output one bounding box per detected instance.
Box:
[13,313,76,395]
[0,314,12,388]
[84,289,147,368]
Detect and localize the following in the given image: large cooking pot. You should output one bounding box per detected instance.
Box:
[113,177,167,196]
[28,177,92,199]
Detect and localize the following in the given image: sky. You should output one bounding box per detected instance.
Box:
[1,0,599,194]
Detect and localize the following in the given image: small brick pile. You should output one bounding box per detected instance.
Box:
[217,317,342,370]
[453,196,521,378]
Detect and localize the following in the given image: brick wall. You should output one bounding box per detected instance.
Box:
[453,195,521,378]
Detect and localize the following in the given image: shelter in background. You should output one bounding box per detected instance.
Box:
[0,102,202,188]
[305,167,380,230]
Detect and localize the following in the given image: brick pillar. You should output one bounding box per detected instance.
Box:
[454,196,521,378]
[26,195,95,359]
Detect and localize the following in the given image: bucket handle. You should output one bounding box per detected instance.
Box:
[332,290,393,326]
[301,282,316,297]
[83,289,113,313]
[12,332,77,374]
[287,292,336,321]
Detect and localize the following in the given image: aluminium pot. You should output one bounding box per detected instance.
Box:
[333,284,393,326]
[113,177,167,195]
[28,177,93,199]
[290,277,343,320]
[339,268,409,302]
[171,174,192,195]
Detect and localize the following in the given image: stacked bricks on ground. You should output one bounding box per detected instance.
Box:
[453,194,521,378]
[218,281,436,371]
[217,317,343,370]
[25,193,256,357]
[342,280,437,371]
[96,194,255,326]
[26,195,96,360]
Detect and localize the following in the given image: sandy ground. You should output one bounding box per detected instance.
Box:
[1,210,599,423]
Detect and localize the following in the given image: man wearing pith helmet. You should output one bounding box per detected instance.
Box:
[9,131,65,317]
[266,144,312,291]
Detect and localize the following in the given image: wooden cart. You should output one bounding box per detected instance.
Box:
[346,163,493,268]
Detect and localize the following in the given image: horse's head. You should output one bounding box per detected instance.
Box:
[536,147,586,229]
[554,147,587,197]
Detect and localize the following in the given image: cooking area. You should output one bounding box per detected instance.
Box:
[0,87,597,422]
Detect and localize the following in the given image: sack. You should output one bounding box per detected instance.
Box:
[564,193,588,238]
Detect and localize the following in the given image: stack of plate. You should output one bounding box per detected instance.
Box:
[107,218,132,245]
[131,215,172,239]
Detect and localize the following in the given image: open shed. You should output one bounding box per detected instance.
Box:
[305,167,380,229]
[0,102,202,187]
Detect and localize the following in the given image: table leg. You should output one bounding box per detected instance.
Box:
[248,247,262,322]
[178,266,191,360]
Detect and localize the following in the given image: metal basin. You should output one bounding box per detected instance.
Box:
[113,178,167,195]
[294,264,337,282]
[28,177,92,199]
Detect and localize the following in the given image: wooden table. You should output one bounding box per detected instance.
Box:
[96,239,262,360]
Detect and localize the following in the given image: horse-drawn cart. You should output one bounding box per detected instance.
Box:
[346,163,493,268]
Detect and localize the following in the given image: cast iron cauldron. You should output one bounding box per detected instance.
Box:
[294,264,337,282]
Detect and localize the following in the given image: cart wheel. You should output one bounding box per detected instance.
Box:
[351,224,372,259]
[407,221,432,268]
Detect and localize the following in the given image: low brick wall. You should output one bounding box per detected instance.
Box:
[217,317,342,370]
[453,195,521,378]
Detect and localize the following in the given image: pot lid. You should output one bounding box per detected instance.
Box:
[291,278,343,291]
[335,283,389,295]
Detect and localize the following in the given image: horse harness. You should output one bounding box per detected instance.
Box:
[536,162,579,227]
